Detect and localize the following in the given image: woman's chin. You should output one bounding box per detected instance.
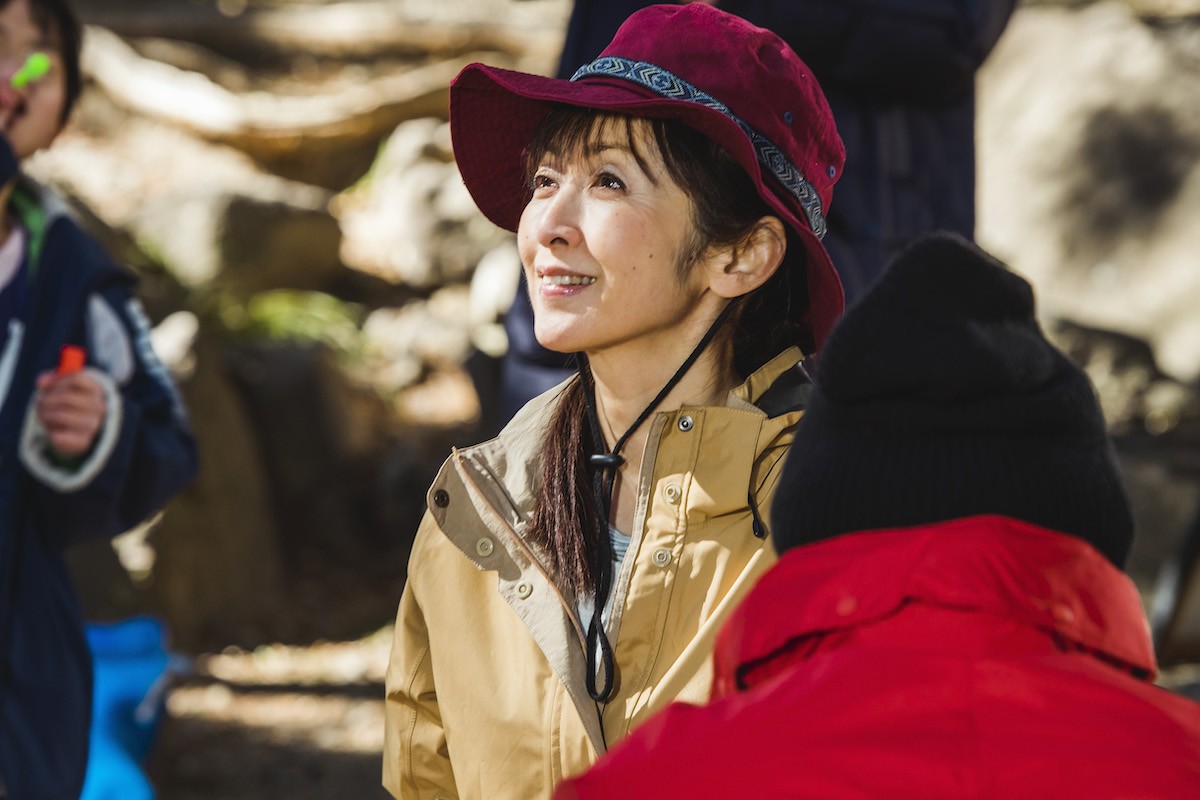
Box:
[533,327,587,356]
[534,338,580,355]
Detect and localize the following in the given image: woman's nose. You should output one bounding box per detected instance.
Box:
[534,185,583,249]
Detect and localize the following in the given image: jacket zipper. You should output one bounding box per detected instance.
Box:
[453,451,588,650]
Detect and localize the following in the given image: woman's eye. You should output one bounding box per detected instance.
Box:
[531,173,557,191]
[596,172,626,191]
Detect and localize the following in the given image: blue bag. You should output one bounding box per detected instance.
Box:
[80,617,187,800]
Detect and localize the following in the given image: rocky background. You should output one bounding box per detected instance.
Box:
[32,0,1200,796]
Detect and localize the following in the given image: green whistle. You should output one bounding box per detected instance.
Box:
[11,52,50,89]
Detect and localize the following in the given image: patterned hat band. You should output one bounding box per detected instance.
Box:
[571,56,827,239]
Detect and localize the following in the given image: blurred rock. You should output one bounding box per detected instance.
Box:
[225,342,400,561]
[150,310,201,380]
[82,25,473,190]
[150,331,286,652]
[394,368,480,428]
[1130,0,1200,15]
[978,1,1200,381]
[28,113,347,297]
[1045,319,1200,590]
[1048,319,1200,438]
[469,239,522,328]
[359,287,474,391]
[1118,446,1200,591]
[1025,0,1200,17]
[334,119,510,288]
[76,0,568,67]
[132,190,343,296]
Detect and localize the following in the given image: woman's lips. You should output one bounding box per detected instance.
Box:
[542,274,596,286]
[537,271,596,297]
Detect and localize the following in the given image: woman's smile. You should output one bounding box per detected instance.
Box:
[537,267,598,296]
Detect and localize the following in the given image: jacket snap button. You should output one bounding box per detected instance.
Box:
[1052,603,1075,625]
[433,489,450,508]
[475,537,494,558]
[652,548,672,568]
[516,582,533,599]
[836,596,858,616]
[677,415,694,432]
[664,483,681,504]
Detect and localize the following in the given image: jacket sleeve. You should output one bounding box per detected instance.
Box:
[20,283,197,545]
[384,513,460,799]
[719,0,1016,104]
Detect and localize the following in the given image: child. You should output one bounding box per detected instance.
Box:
[0,1,197,797]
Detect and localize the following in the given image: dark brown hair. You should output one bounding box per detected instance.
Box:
[2,0,83,123]
[526,107,808,596]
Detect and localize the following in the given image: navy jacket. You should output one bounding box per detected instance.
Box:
[0,179,197,800]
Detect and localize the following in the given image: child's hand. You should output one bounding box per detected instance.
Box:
[35,370,107,459]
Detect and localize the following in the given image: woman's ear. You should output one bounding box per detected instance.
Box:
[705,215,787,300]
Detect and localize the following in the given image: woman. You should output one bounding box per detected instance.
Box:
[384,5,844,798]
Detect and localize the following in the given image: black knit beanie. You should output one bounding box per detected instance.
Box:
[771,232,1134,567]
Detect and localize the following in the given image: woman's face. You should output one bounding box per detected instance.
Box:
[518,117,717,359]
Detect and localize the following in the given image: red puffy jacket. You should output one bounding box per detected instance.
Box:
[556,516,1200,799]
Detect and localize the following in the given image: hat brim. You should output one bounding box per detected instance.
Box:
[450,63,843,351]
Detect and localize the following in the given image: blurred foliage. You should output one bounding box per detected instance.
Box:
[218,289,366,356]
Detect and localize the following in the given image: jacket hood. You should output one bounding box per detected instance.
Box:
[713,515,1156,696]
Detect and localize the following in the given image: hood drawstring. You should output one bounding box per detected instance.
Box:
[748,491,768,539]
[576,300,739,704]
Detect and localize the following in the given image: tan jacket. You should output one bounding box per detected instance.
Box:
[383,348,809,800]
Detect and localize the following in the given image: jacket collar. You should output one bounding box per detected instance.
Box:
[10,176,74,282]
[714,515,1156,693]
[444,345,810,534]
[731,346,812,414]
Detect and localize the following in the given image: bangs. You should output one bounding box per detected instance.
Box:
[523,108,667,187]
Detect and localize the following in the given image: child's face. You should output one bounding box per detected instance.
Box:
[0,0,66,160]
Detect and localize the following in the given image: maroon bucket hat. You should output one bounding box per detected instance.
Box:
[450,3,846,350]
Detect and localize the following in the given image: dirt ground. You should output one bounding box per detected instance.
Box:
[133,542,411,799]
[150,633,392,800]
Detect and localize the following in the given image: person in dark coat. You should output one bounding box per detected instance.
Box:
[497,0,1016,420]
[553,233,1200,799]
[0,1,198,797]
[721,0,1015,300]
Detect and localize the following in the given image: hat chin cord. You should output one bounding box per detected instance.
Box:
[575,298,739,708]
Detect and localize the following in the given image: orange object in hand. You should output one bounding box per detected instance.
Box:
[57,345,86,375]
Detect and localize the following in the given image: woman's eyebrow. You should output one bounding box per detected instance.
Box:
[582,141,634,158]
